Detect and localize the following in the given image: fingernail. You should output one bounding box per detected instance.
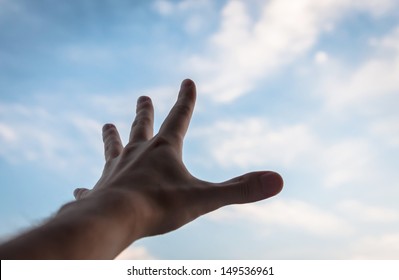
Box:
[260,172,283,197]
[181,79,194,89]
[137,96,150,104]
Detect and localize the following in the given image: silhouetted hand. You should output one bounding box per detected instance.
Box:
[0,79,283,259]
[73,79,283,239]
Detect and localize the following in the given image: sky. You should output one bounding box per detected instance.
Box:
[0,0,399,259]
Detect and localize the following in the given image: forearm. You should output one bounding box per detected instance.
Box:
[0,189,139,259]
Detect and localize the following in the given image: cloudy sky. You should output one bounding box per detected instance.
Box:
[1,0,399,259]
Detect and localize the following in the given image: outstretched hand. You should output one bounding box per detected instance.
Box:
[0,79,283,259]
[73,79,283,239]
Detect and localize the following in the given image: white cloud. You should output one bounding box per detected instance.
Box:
[338,200,399,223]
[314,51,329,65]
[0,84,181,172]
[320,26,399,111]
[209,199,354,237]
[370,117,399,148]
[115,245,155,260]
[153,0,174,16]
[194,117,376,188]
[184,15,205,34]
[186,0,398,103]
[0,101,104,172]
[352,0,397,17]
[0,103,63,164]
[153,0,213,34]
[349,233,399,259]
[68,114,104,156]
[320,139,375,188]
[194,118,316,168]
[376,26,399,51]
[153,0,212,14]
[322,58,399,110]
[0,123,17,142]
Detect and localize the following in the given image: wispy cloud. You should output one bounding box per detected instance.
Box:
[349,233,399,259]
[0,122,17,143]
[320,139,375,188]
[209,199,354,237]
[370,117,399,148]
[0,99,103,174]
[186,0,398,103]
[193,118,316,168]
[319,26,399,112]
[193,117,377,188]
[1,0,399,260]
[116,245,155,260]
[338,200,399,223]
[0,103,68,165]
[0,83,183,173]
[153,0,214,34]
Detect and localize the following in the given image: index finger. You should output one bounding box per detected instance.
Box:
[158,79,196,146]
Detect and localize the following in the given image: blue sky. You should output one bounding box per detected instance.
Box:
[1,0,399,259]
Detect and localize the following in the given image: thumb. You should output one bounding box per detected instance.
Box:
[211,171,283,207]
[73,188,90,200]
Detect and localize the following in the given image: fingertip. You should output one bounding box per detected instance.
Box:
[137,95,151,105]
[260,172,284,198]
[181,79,195,89]
[73,188,80,199]
[178,79,196,102]
[102,123,116,132]
[73,188,88,200]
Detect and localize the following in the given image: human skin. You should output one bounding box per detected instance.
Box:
[0,79,283,259]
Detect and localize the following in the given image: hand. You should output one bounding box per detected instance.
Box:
[0,79,283,259]
[73,79,283,239]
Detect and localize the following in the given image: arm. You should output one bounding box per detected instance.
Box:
[0,79,283,259]
[0,190,139,259]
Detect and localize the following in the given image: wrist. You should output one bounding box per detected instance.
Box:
[56,188,141,258]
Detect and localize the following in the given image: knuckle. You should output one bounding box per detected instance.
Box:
[104,134,119,146]
[174,103,192,118]
[122,143,138,157]
[139,115,152,126]
[105,148,120,161]
[132,115,152,129]
[238,178,252,201]
[151,135,172,149]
